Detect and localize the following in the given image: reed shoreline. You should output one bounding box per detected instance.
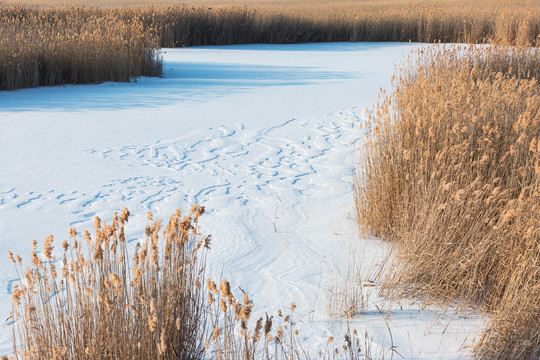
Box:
[1,2,538,90]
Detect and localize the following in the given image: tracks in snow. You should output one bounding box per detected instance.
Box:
[0,108,362,222]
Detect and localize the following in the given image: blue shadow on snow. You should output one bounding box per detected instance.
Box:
[0,59,356,112]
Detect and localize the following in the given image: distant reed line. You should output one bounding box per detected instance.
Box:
[143,4,540,47]
[1,3,539,90]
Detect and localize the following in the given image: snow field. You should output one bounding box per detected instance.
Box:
[0,43,484,358]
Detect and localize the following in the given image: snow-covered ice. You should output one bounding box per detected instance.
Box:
[0,43,484,358]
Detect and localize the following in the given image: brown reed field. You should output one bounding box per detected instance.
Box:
[1,1,539,90]
[6,206,209,359]
[355,44,539,359]
[4,207,382,360]
[0,7,162,90]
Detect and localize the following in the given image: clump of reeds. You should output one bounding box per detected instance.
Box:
[204,281,371,360]
[0,7,162,90]
[8,206,208,359]
[205,280,303,360]
[355,44,539,359]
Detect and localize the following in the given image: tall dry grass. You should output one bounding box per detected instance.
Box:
[0,7,162,90]
[355,44,539,359]
[204,280,375,360]
[126,3,540,47]
[5,207,382,360]
[1,1,539,90]
[7,206,208,359]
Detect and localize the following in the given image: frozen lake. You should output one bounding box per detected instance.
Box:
[0,43,484,358]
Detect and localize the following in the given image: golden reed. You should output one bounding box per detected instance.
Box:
[356,44,539,359]
[1,1,539,90]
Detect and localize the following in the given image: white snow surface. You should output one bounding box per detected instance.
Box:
[0,43,484,358]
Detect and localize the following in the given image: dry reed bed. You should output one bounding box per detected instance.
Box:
[355,44,539,359]
[205,280,367,360]
[7,207,208,359]
[0,8,162,90]
[1,3,539,90]
[5,208,372,360]
[104,4,540,47]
